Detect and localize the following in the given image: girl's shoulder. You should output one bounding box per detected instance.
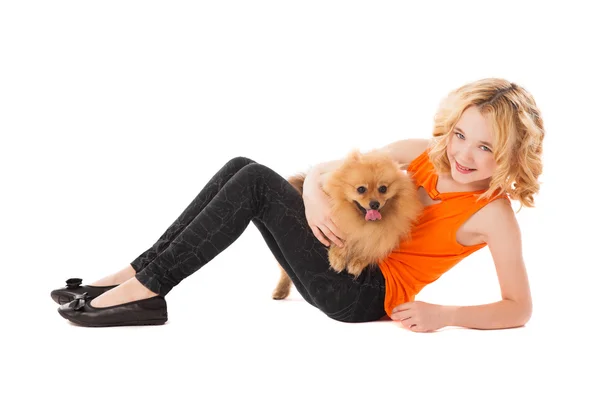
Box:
[380,138,433,169]
[470,197,520,241]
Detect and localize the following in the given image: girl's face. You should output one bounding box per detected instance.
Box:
[446,106,497,187]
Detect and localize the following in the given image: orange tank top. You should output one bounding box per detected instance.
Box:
[377,149,509,317]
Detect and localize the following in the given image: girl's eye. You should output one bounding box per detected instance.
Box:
[456,132,492,153]
[357,186,366,194]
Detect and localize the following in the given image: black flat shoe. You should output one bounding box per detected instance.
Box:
[50,278,118,305]
[57,293,168,327]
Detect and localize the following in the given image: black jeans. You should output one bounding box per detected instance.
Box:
[129,157,386,322]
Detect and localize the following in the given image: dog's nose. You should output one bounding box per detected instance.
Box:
[369,201,380,210]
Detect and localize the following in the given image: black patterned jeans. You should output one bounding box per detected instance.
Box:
[129,157,387,322]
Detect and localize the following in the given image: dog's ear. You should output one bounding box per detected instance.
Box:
[347,148,362,161]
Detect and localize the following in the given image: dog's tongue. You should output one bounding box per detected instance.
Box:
[365,209,382,221]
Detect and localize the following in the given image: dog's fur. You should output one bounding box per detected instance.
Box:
[272,149,423,300]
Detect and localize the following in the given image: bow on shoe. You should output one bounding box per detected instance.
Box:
[66,292,90,311]
[65,278,83,289]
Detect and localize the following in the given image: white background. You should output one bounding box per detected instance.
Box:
[2,1,598,399]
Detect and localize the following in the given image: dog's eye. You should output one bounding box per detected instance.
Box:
[379,186,387,194]
[357,186,366,194]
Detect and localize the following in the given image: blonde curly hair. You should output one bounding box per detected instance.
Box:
[427,78,545,211]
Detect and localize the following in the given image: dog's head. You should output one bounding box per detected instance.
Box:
[323,149,412,221]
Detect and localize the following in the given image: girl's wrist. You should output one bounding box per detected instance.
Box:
[442,305,458,327]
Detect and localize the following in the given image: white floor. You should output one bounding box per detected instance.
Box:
[3,1,599,399]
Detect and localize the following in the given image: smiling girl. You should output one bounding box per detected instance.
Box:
[379,78,544,331]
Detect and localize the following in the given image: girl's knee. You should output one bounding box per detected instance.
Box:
[227,156,257,169]
[235,162,276,181]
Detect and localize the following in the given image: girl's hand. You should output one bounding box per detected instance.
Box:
[390,301,449,333]
[303,188,345,248]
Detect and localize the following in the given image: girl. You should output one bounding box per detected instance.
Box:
[51,77,544,332]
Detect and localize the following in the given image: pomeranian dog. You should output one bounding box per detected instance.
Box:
[272,148,423,300]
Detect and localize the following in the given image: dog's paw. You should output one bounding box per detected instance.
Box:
[272,264,292,299]
[346,260,368,277]
[328,247,346,273]
[272,287,290,300]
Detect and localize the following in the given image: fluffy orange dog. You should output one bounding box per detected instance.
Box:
[272,148,423,300]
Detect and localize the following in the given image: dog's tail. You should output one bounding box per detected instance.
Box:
[287,173,306,195]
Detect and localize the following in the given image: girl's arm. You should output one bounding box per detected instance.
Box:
[303,159,344,198]
[447,198,533,329]
[444,299,530,330]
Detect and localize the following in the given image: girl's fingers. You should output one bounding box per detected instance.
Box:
[320,224,344,248]
[311,226,329,246]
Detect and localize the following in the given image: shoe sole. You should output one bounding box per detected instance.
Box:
[58,308,167,327]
